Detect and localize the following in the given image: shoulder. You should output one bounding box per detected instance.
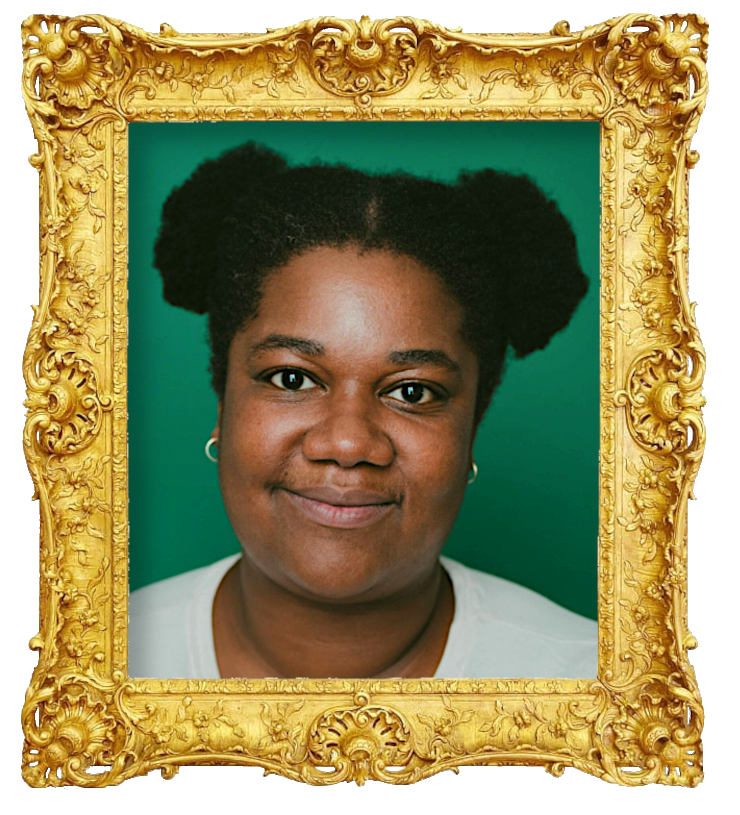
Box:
[439,556,598,678]
[128,554,239,678]
[129,554,238,617]
[442,557,597,641]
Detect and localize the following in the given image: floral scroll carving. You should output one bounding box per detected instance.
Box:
[419,51,467,99]
[417,695,473,757]
[477,51,599,106]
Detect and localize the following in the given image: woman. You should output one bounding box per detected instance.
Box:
[129,142,597,679]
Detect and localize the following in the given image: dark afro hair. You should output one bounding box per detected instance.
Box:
[154,142,588,424]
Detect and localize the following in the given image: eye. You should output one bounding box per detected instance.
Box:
[269,369,319,391]
[385,383,435,405]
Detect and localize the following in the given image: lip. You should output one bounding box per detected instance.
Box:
[280,487,397,529]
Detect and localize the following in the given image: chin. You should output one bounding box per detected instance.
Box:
[270,540,414,604]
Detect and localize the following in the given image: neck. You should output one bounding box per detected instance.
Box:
[212,555,454,678]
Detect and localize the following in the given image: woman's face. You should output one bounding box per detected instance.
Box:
[216,246,480,603]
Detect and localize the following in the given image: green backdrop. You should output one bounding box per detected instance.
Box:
[128,121,600,619]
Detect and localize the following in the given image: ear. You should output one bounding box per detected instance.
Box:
[468,420,480,463]
[212,400,222,442]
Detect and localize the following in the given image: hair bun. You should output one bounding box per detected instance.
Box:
[457,168,588,358]
[154,142,287,314]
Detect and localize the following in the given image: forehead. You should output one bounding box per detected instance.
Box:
[249,246,465,352]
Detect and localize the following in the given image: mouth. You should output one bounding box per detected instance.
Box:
[279,486,398,530]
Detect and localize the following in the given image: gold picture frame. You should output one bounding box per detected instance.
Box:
[20,12,707,787]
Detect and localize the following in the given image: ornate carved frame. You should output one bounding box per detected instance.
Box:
[20,13,708,787]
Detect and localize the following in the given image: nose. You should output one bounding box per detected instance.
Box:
[302,392,395,469]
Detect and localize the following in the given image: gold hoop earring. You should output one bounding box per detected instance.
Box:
[467,462,478,485]
[205,438,218,463]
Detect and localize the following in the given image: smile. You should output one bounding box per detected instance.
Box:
[280,487,397,529]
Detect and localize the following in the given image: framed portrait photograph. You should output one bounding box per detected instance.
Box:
[16,3,712,793]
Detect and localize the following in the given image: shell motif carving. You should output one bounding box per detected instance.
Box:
[603,683,703,786]
[310,16,418,105]
[22,681,123,787]
[21,15,127,114]
[25,350,108,454]
[617,348,705,454]
[613,15,708,109]
[307,692,418,784]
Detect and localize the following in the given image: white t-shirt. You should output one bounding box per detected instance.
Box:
[128,555,597,679]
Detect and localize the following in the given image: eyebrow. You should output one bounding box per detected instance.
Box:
[250,334,325,357]
[387,349,461,373]
[249,336,460,373]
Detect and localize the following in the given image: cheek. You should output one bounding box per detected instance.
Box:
[390,418,471,509]
[218,398,304,499]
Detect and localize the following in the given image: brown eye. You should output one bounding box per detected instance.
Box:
[269,370,318,391]
[386,383,434,405]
